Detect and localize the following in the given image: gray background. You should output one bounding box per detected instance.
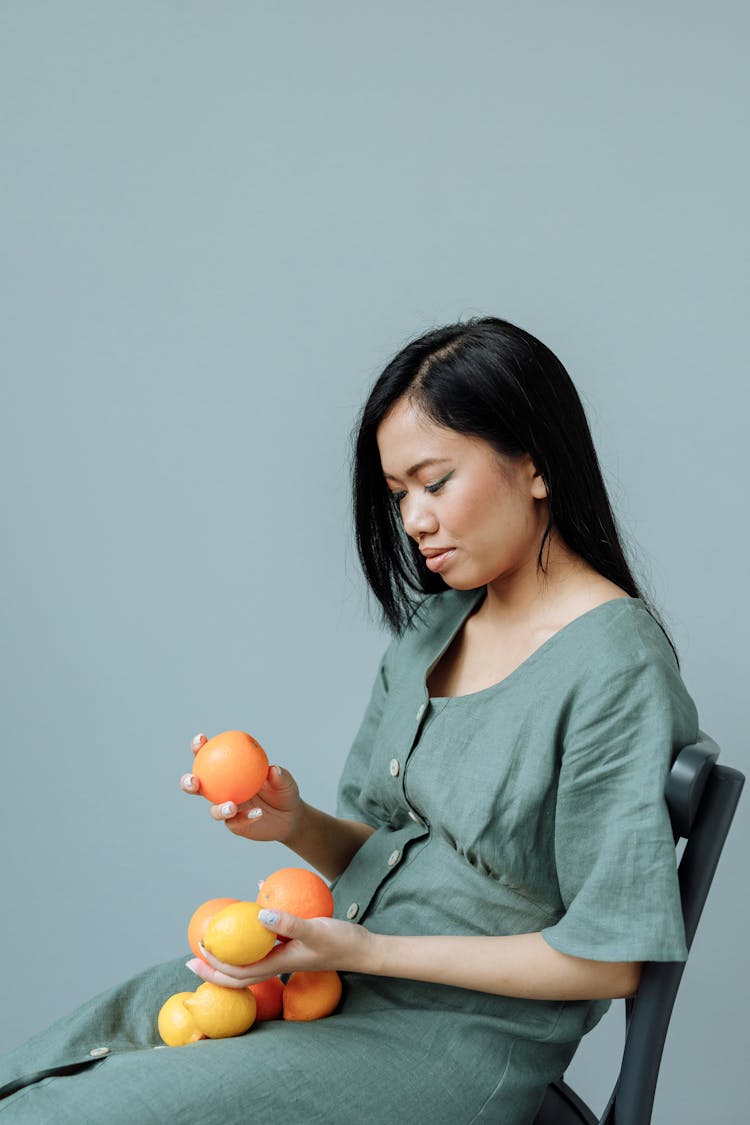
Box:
[1,2,747,1121]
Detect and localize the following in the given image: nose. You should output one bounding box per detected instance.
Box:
[400,492,439,542]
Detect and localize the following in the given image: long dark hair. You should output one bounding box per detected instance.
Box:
[351,316,676,657]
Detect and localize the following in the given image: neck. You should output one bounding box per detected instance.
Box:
[480,532,594,629]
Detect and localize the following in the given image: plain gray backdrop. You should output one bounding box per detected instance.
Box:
[1,2,747,1121]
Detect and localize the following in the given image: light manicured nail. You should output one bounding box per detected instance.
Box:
[183,774,197,790]
[191,733,207,751]
[247,808,262,820]
[185,960,200,975]
[258,909,280,927]
[221,802,234,817]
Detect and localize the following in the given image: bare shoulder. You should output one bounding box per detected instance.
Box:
[533,574,630,644]
[570,575,630,615]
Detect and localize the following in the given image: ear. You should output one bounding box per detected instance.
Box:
[530,466,548,500]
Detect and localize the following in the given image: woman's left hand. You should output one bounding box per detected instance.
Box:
[185,911,377,989]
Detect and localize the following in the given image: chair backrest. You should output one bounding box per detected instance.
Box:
[534,732,745,1125]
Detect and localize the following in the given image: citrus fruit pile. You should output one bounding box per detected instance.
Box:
[158,867,342,1046]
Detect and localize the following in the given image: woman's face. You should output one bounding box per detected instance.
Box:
[376,397,549,592]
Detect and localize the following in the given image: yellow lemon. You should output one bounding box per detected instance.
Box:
[157,991,206,1047]
[202,901,276,965]
[183,982,257,1038]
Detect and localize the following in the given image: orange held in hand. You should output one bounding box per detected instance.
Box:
[256,868,334,944]
[282,971,342,1021]
[192,730,269,805]
[187,898,239,961]
[202,901,277,965]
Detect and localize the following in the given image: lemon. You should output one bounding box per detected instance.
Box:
[202,900,276,965]
[183,982,257,1038]
[157,991,206,1047]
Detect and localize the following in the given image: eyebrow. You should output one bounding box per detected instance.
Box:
[383,457,451,482]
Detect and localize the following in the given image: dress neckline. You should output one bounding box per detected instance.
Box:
[425,590,643,703]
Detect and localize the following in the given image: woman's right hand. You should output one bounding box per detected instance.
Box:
[180,732,304,844]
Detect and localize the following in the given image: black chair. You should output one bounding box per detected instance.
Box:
[533,732,745,1125]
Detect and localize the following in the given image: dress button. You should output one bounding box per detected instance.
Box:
[389,758,400,777]
[416,702,426,721]
[387,849,401,867]
[346,902,360,920]
[408,809,425,826]
[89,1046,110,1058]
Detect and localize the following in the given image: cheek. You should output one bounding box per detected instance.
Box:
[447,481,505,535]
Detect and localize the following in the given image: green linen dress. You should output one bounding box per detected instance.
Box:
[0,589,698,1124]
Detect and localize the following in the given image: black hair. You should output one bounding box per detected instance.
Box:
[351,315,676,658]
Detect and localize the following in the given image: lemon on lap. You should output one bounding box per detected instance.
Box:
[183,982,257,1038]
[202,900,277,965]
[157,992,206,1047]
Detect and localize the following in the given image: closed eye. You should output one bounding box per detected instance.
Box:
[389,471,454,505]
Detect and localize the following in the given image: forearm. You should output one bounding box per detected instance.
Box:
[359,929,641,1001]
[284,801,376,882]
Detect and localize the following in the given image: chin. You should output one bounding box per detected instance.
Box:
[438,572,479,592]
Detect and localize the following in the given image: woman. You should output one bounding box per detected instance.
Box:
[0,317,697,1124]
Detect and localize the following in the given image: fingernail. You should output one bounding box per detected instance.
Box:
[247,808,262,820]
[274,766,284,778]
[258,909,280,927]
[185,960,201,975]
[221,802,234,817]
[191,733,207,751]
[183,774,197,790]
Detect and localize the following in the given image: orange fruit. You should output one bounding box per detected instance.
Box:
[157,991,206,1046]
[282,971,342,1022]
[256,868,334,943]
[249,976,284,1021]
[202,901,277,965]
[192,730,269,805]
[187,897,239,960]
[183,982,256,1038]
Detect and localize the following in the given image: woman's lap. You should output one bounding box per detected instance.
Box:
[0,956,554,1124]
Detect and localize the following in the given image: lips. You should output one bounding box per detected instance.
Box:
[420,547,452,558]
[421,547,456,573]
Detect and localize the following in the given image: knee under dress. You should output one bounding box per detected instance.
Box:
[0,588,699,1124]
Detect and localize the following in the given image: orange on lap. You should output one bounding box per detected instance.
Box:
[188,898,239,960]
[183,982,256,1038]
[192,730,269,805]
[282,971,342,1021]
[249,975,284,1021]
[257,867,334,942]
[158,992,206,1046]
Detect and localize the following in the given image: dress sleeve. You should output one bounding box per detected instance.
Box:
[540,648,699,963]
[335,638,395,827]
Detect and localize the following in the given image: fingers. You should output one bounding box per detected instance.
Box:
[207,801,264,826]
[181,772,201,795]
[197,944,262,981]
[187,942,287,989]
[191,732,208,756]
[254,765,287,796]
[259,908,299,942]
[180,734,207,794]
[266,764,285,786]
[210,800,238,821]
[185,957,254,990]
